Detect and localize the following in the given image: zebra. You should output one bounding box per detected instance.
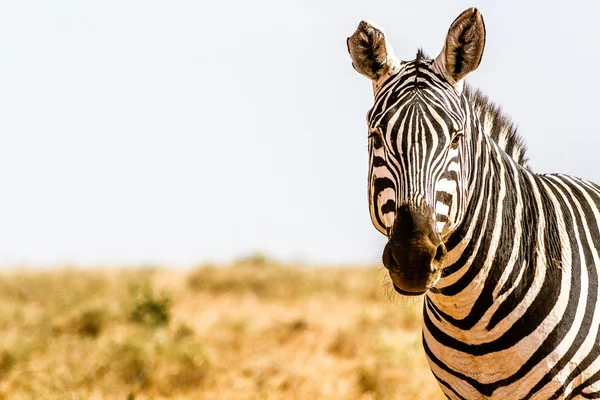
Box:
[347,7,600,399]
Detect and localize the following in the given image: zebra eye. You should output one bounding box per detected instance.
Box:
[450,131,463,148]
[369,130,384,149]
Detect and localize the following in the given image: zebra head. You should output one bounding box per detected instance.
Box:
[347,8,486,295]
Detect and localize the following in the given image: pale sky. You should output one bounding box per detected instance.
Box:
[1,1,599,267]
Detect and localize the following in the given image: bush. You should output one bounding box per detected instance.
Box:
[328,330,357,358]
[129,283,171,328]
[357,364,379,394]
[75,308,106,338]
[235,252,273,267]
[173,324,195,341]
[164,349,210,390]
[0,350,15,379]
[111,343,150,387]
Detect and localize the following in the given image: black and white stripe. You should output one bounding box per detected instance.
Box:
[348,8,600,399]
[367,53,471,240]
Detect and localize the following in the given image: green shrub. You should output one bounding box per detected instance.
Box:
[129,283,171,328]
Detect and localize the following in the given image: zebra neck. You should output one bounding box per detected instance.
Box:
[427,134,531,321]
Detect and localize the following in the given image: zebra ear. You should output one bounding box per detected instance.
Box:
[347,21,400,82]
[436,7,486,86]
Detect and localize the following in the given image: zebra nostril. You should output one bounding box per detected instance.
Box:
[382,244,397,270]
[434,243,447,262]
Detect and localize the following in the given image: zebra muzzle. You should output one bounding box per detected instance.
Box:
[382,205,447,295]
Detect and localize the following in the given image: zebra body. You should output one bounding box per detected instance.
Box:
[426,136,600,398]
[348,8,600,399]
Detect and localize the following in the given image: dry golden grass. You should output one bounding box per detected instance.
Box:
[0,258,445,399]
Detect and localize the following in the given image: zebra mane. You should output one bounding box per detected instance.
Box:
[463,86,529,167]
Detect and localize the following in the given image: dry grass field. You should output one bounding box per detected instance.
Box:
[0,256,445,399]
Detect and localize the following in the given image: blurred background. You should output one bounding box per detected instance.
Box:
[0,0,598,398]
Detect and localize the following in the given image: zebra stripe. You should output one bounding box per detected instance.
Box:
[348,7,600,399]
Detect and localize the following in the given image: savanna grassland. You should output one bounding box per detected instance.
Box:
[0,256,445,399]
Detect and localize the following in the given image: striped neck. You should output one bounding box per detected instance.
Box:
[427,115,528,320]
